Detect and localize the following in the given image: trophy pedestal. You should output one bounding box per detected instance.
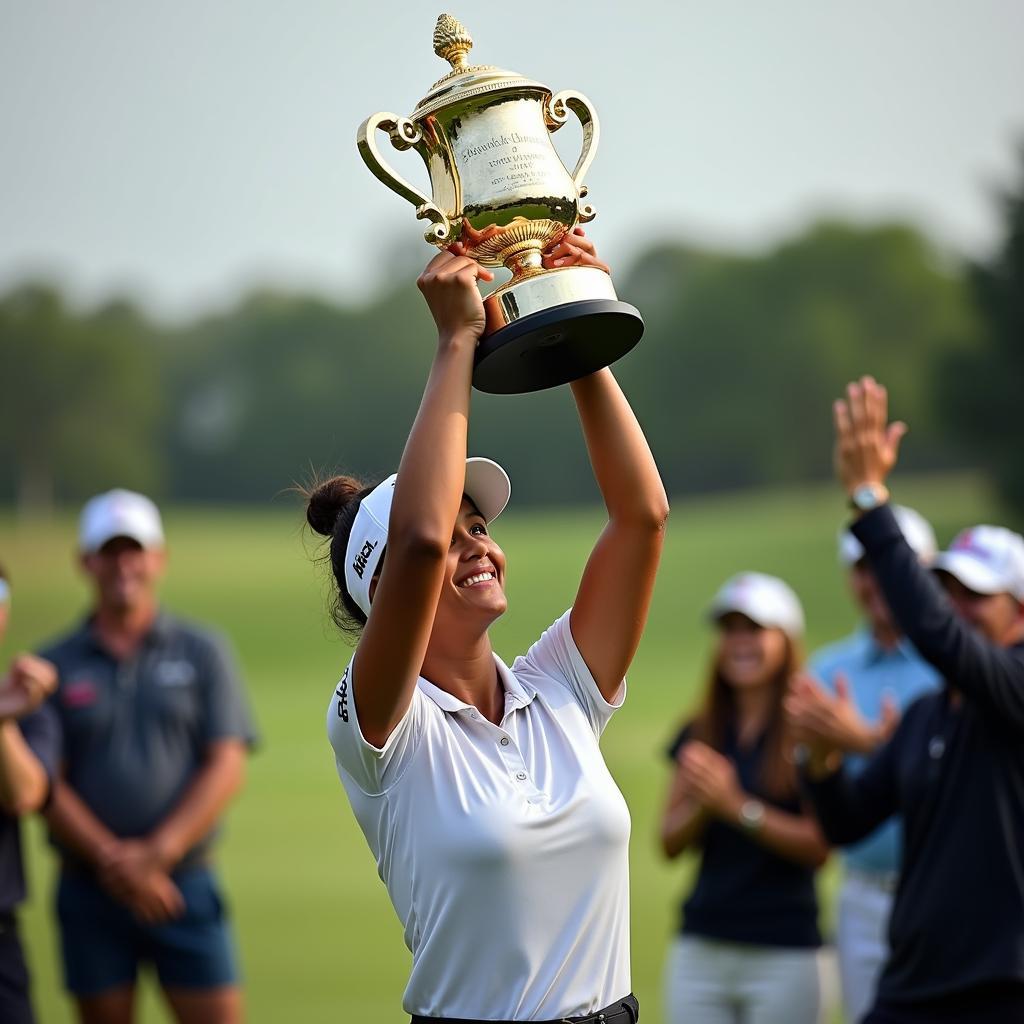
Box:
[474,265,644,394]
[473,300,644,394]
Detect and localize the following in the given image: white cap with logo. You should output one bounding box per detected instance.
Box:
[932,525,1024,602]
[708,572,805,640]
[344,457,511,619]
[79,489,165,554]
[839,505,937,567]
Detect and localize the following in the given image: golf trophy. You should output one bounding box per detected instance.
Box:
[357,13,644,394]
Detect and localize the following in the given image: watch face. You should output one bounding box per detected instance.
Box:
[740,800,765,828]
[853,485,884,511]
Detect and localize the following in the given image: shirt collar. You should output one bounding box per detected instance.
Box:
[417,653,538,715]
[858,625,917,667]
[79,607,171,654]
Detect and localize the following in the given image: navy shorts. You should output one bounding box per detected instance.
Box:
[56,865,239,996]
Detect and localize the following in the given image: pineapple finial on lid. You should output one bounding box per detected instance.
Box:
[433,13,473,72]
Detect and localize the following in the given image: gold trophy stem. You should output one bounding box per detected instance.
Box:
[503,244,545,282]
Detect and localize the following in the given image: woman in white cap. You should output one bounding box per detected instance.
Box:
[659,572,829,1024]
[307,231,668,1024]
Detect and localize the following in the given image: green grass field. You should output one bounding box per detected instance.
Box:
[0,474,1001,1023]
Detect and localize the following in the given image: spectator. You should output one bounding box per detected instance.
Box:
[0,565,59,1024]
[786,507,941,1023]
[40,491,257,1024]
[801,375,1024,1023]
[660,572,829,1024]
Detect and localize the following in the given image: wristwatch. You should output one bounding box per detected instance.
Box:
[849,482,890,514]
[738,799,766,832]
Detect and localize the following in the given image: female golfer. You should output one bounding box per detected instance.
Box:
[659,573,829,1024]
[308,230,667,1023]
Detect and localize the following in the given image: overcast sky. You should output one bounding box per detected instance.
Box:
[1,0,1022,319]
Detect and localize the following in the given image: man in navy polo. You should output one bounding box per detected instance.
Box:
[40,492,257,1024]
[0,565,60,1024]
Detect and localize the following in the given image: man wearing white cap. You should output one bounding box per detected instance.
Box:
[801,376,1024,1024]
[38,490,256,1024]
[0,566,60,1023]
[786,507,941,1024]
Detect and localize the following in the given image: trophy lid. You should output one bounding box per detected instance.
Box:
[411,13,549,120]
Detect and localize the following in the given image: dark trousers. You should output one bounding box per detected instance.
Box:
[0,914,35,1024]
[865,982,1024,1024]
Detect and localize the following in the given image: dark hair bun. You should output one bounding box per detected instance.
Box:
[305,475,366,537]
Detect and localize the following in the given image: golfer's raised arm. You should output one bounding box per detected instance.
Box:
[352,251,494,746]
[565,264,668,699]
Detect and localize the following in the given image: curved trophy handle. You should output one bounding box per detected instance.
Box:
[545,90,600,223]
[356,111,452,245]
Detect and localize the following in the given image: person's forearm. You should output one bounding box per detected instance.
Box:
[389,337,475,554]
[570,369,668,528]
[45,781,120,866]
[660,799,708,859]
[0,720,48,814]
[800,766,890,846]
[749,805,829,868]
[148,741,246,869]
[854,506,1024,729]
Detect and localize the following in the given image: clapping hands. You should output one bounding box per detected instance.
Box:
[676,740,743,820]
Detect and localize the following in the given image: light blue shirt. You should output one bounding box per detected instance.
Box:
[809,628,941,875]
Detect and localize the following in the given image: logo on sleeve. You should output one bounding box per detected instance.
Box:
[351,540,378,580]
[336,671,350,722]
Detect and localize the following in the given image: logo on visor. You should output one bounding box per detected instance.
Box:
[352,539,379,580]
[336,671,350,722]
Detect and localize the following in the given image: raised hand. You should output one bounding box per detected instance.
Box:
[877,691,901,744]
[417,247,495,343]
[833,375,908,496]
[0,654,58,721]
[542,227,610,274]
[785,672,889,756]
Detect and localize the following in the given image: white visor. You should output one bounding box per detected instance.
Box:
[343,457,511,618]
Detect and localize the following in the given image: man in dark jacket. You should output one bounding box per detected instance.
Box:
[798,375,1024,1024]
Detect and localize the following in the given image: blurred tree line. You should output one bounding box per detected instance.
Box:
[2,151,1021,519]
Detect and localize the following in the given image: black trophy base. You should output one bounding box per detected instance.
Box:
[472,299,645,395]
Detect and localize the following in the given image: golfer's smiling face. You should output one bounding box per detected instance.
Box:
[438,497,508,628]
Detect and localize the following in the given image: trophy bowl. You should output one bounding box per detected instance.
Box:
[357,13,643,394]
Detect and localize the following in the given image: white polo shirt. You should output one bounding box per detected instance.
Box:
[326,610,632,1020]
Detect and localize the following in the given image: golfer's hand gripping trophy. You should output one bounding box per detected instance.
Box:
[357,13,644,393]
